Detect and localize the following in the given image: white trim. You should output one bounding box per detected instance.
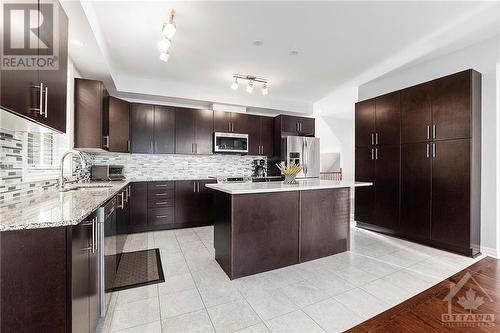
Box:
[480,246,499,258]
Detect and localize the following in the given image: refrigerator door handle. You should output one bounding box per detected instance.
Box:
[302,138,308,175]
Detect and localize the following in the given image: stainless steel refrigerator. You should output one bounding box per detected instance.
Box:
[282,136,320,178]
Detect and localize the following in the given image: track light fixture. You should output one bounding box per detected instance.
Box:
[158,10,176,63]
[231,74,269,95]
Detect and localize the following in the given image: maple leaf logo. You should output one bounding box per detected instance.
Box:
[457,288,484,311]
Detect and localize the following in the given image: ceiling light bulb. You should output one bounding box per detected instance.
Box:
[159,51,169,62]
[162,23,176,39]
[158,38,171,52]
[246,81,254,93]
[262,83,268,95]
[231,78,238,90]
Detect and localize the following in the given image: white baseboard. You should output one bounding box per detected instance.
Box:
[480,246,499,258]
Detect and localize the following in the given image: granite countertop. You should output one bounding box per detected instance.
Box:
[0,181,129,232]
[206,179,373,195]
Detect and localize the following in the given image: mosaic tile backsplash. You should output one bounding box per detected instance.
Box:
[92,152,264,180]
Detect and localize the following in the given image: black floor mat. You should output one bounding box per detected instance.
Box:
[107,248,165,292]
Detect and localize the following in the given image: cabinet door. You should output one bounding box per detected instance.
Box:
[108,97,130,152]
[401,84,432,144]
[72,222,91,333]
[0,67,39,122]
[375,92,400,145]
[298,117,315,136]
[198,180,216,225]
[374,145,400,230]
[280,115,299,133]
[247,115,261,155]
[175,180,197,225]
[260,116,274,156]
[354,147,375,225]
[431,71,471,141]
[431,139,470,248]
[401,143,431,240]
[214,111,231,132]
[129,182,148,228]
[130,104,154,153]
[39,1,68,133]
[175,108,195,154]
[230,112,248,134]
[355,99,376,147]
[154,106,175,154]
[88,216,99,333]
[195,109,214,154]
[74,79,104,149]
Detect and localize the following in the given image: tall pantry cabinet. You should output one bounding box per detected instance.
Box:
[355,69,481,257]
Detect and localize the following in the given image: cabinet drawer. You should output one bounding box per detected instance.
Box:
[148,181,175,190]
[148,208,175,225]
[148,193,175,208]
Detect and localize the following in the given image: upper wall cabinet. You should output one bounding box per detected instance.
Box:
[247,115,274,156]
[401,69,478,144]
[214,111,249,133]
[355,92,400,147]
[108,97,130,153]
[0,0,68,133]
[275,115,315,136]
[74,79,109,151]
[130,104,175,154]
[175,108,213,154]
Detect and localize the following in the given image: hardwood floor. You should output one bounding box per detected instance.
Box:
[347,257,500,332]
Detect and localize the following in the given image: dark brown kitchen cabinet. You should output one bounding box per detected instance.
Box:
[431,139,471,249]
[247,115,262,155]
[356,69,481,257]
[108,97,130,152]
[401,83,432,144]
[214,111,248,133]
[373,145,400,231]
[355,99,376,148]
[129,182,148,231]
[74,79,109,150]
[175,180,215,227]
[148,181,175,226]
[275,115,315,136]
[430,70,475,141]
[260,116,274,156]
[153,106,175,154]
[401,143,431,241]
[0,0,68,133]
[130,103,154,153]
[116,186,130,247]
[375,92,400,145]
[175,108,214,154]
[71,211,99,333]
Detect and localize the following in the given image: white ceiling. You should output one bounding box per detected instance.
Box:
[62,1,499,114]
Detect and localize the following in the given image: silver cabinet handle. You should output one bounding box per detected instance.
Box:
[155,184,170,187]
[232,122,235,132]
[371,133,374,145]
[155,193,169,196]
[127,140,130,153]
[300,122,302,132]
[375,132,379,145]
[371,148,374,160]
[193,181,196,192]
[432,143,436,158]
[103,136,109,149]
[426,143,430,158]
[44,86,48,118]
[155,201,169,205]
[39,82,44,116]
[118,192,124,209]
[156,215,169,218]
[228,122,231,132]
[375,147,378,160]
[196,181,200,192]
[432,125,436,139]
[124,188,129,203]
[426,125,430,140]
[195,143,198,154]
[126,185,131,199]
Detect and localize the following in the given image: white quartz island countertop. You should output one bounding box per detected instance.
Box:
[206,179,372,195]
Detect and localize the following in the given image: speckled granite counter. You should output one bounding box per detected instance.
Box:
[0,181,129,232]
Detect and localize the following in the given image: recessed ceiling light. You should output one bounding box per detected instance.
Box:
[288,50,299,56]
[71,40,83,46]
[252,40,263,46]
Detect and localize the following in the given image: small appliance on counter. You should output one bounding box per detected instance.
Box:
[212,176,253,184]
[91,165,125,181]
[252,159,267,178]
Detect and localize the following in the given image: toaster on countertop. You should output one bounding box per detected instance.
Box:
[91,165,125,181]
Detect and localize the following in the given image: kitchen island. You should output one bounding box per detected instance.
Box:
[206,180,372,279]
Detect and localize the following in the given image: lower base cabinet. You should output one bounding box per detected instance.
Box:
[128,179,216,233]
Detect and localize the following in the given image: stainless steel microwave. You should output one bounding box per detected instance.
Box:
[214,132,248,154]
